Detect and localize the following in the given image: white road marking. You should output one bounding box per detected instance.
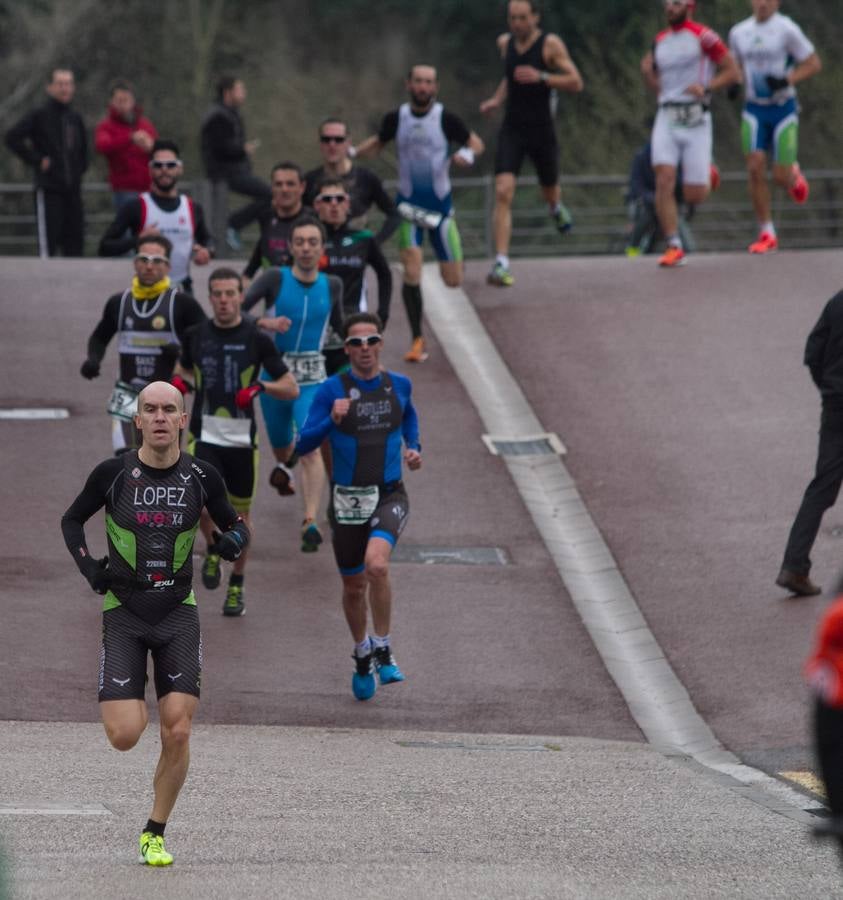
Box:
[0,408,69,420]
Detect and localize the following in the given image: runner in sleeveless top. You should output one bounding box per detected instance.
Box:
[243,216,344,551]
[480,0,583,287]
[80,235,207,454]
[177,268,299,616]
[296,313,422,701]
[641,0,740,268]
[355,65,484,363]
[61,380,250,866]
[99,140,212,294]
[729,0,821,254]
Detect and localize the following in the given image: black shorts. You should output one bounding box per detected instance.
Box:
[99,602,202,702]
[193,442,257,513]
[494,123,559,186]
[328,483,409,575]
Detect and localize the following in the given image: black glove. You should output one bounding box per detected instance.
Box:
[209,529,245,562]
[80,358,100,380]
[82,556,112,595]
[726,83,741,102]
[766,75,790,93]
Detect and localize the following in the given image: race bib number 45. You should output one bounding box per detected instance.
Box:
[333,484,379,525]
[107,381,139,422]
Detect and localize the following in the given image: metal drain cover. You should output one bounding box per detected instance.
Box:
[482,432,565,457]
[391,546,509,566]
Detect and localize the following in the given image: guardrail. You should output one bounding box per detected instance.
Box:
[1,171,841,258]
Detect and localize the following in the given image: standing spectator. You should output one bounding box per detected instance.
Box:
[5,67,88,258]
[777,291,843,597]
[94,79,157,211]
[200,75,270,250]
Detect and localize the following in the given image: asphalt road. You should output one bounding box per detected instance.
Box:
[465,250,843,777]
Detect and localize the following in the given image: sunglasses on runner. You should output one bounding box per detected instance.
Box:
[344,334,383,347]
[135,254,169,265]
[317,193,348,204]
[320,135,347,144]
[150,160,181,170]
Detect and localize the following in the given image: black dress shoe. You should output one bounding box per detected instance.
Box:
[776,568,822,596]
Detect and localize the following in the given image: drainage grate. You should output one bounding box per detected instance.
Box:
[391,546,509,566]
[482,432,565,457]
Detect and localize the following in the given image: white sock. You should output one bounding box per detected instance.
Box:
[760,222,776,236]
[496,254,510,269]
[667,234,682,249]
[371,633,390,650]
[354,637,372,658]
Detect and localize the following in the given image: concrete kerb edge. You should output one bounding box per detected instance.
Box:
[420,264,823,823]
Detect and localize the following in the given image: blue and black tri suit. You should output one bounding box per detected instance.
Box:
[244,265,343,450]
[296,369,421,574]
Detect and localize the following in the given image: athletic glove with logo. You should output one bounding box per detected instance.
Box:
[81,556,112,594]
[235,382,264,410]
[765,75,790,92]
[209,529,246,561]
[80,358,100,380]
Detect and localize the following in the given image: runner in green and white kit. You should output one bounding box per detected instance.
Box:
[61,380,250,867]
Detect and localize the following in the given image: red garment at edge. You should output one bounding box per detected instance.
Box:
[806,596,843,708]
[94,105,158,192]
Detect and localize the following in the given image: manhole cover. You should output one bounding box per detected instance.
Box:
[391,546,509,566]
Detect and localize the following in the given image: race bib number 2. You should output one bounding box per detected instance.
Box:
[333,485,379,525]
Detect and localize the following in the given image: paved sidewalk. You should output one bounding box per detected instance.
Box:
[1,722,838,900]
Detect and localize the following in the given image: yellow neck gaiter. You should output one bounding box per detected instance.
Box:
[131,276,171,301]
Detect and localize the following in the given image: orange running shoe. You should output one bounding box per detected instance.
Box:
[748,232,778,254]
[789,164,809,204]
[709,163,721,192]
[658,246,686,268]
[404,337,428,363]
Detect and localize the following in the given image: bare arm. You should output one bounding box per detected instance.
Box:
[480,77,508,115]
[542,34,584,93]
[641,51,659,94]
[706,50,741,94]
[354,135,384,159]
[263,370,299,401]
[790,52,821,86]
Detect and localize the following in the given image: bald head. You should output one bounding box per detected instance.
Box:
[137,380,184,412]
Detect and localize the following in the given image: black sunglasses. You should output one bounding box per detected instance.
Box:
[150,160,180,170]
[320,135,348,144]
[345,334,382,347]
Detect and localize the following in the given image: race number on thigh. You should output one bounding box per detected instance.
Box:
[397,201,444,230]
[333,485,379,525]
[107,381,139,422]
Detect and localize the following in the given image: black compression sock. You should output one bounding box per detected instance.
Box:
[229,573,244,587]
[144,818,165,837]
[402,283,423,339]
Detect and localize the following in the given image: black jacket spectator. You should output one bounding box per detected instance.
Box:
[200,103,250,180]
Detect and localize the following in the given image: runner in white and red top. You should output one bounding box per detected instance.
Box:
[641,0,741,268]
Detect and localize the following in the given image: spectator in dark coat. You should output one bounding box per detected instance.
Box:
[5,68,88,257]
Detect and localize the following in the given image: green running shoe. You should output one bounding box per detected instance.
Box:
[301,519,323,553]
[201,553,221,590]
[486,262,514,287]
[139,832,173,866]
[223,583,245,617]
[554,203,573,234]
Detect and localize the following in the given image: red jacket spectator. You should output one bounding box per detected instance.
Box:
[94,82,158,193]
